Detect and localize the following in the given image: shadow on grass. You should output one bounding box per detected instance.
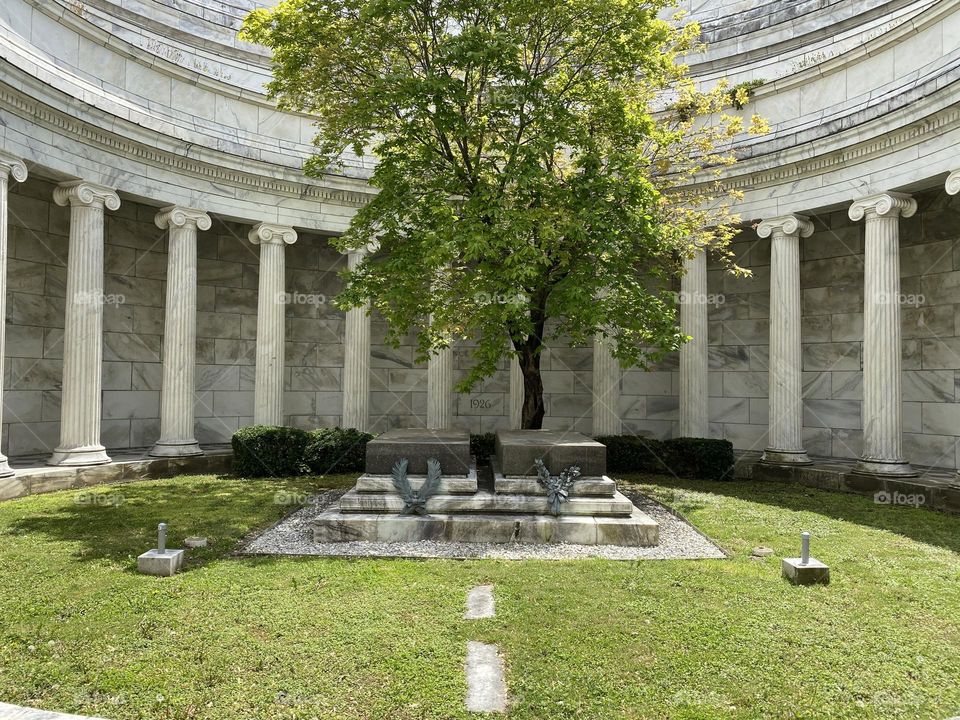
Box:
[619,472,960,555]
[6,475,351,570]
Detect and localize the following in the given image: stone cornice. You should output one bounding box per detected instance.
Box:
[155,205,212,231]
[249,223,297,246]
[0,150,27,183]
[710,98,960,199]
[848,192,917,221]
[756,214,814,239]
[0,80,375,209]
[52,180,121,210]
[946,170,960,196]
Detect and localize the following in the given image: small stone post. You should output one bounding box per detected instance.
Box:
[782,530,829,585]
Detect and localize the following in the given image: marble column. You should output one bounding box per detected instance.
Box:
[758,215,813,465]
[948,173,960,476]
[849,192,917,477]
[426,342,453,429]
[249,223,297,426]
[678,250,708,438]
[342,249,371,431]
[150,206,210,457]
[48,181,120,466]
[0,153,27,476]
[509,353,523,429]
[592,333,621,436]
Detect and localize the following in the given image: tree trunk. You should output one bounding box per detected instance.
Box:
[518,341,545,429]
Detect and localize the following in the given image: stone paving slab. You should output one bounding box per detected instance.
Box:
[465,585,496,619]
[0,702,106,719]
[465,641,507,713]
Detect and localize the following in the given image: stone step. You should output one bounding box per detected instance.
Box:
[355,464,478,495]
[493,475,616,498]
[312,508,659,546]
[337,489,636,517]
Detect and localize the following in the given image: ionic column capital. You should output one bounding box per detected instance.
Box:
[0,152,27,183]
[757,214,814,239]
[155,205,212,232]
[848,192,916,222]
[946,170,960,196]
[248,222,297,246]
[53,180,120,210]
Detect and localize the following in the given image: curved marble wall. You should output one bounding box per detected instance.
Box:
[2,0,960,467]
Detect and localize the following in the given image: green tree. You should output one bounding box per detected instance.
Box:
[242,0,763,429]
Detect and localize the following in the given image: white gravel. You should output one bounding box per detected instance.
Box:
[240,488,726,561]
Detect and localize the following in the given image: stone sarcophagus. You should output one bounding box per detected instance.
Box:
[311,428,658,547]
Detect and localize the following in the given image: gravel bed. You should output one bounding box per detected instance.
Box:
[240,489,726,561]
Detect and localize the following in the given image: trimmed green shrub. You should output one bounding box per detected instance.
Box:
[597,435,735,481]
[664,437,735,481]
[597,435,669,474]
[305,427,375,474]
[470,432,497,464]
[231,425,310,478]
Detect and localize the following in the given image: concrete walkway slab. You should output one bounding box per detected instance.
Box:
[465,584,495,619]
[465,641,507,714]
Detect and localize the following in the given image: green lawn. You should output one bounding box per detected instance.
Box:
[0,473,958,719]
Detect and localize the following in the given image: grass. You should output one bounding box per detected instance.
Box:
[0,472,958,719]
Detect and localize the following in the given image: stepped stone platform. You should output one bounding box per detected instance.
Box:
[311,429,659,546]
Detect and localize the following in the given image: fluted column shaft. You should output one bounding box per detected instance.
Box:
[250,223,297,426]
[150,206,210,456]
[427,342,453,429]
[0,154,27,476]
[592,333,621,436]
[48,181,119,466]
[850,192,917,477]
[679,250,708,438]
[342,250,370,431]
[759,215,813,465]
[946,173,960,476]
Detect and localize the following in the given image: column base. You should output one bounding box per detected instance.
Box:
[47,445,111,467]
[149,440,204,458]
[851,457,918,478]
[0,454,14,478]
[761,448,812,466]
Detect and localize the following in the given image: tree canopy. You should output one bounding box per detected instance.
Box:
[242,0,764,428]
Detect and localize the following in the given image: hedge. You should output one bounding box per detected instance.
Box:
[305,427,374,474]
[231,425,375,478]
[231,425,310,478]
[596,435,735,481]
[470,432,497,464]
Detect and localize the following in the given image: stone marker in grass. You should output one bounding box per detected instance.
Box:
[137,522,185,577]
[782,531,830,585]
